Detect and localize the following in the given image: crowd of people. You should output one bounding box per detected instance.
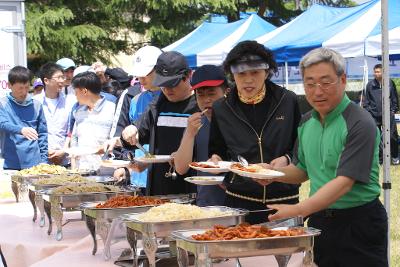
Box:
[0,40,397,266]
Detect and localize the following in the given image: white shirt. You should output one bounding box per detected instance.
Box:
[33,91,77,150]
[71,96,115,171]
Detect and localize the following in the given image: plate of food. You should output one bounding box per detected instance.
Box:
[229,163,284,179]
[189,161,231,173]
[184,176,224,186]
[134,155,172,163]
[100,159,131,168]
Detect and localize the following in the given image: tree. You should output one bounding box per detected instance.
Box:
[109,0,240,48]
[26,0,357,71]
[26,0,141,71]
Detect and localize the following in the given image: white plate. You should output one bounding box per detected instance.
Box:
[100,160,131,168]
[134,155,172,163]
[184,176,224,186]
[189,161,231,174]
[229,166,284,179]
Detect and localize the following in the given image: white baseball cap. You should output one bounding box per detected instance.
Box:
[73,65,95,77]
[131,46,162,77]
[56,58,76,70]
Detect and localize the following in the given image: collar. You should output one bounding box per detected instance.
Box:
[7,92,33,106]
[312,94,351,125]
[92,95,106,112]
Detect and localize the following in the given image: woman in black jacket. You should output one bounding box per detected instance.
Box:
[209,40,302,223]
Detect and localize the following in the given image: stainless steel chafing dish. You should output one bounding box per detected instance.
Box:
[26,175,116,227]
[171,216,320,267]
[41,185,138,241]
[121,206,247,267]
[81,194,195,260]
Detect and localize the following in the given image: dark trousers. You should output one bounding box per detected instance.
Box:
[308,198,388,267]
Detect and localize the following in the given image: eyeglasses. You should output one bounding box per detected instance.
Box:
[50,75,66,81]
[304,78,339,91]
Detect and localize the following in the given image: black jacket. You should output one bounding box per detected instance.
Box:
[363,78,399,120]
[112,84,142,159]
[209,80,301,203]
[130,93,199,195]
[114,84,142,137]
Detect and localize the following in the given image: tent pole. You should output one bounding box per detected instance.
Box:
[381,0,391,264]
[360,57,368,107]
[284,62,289,89]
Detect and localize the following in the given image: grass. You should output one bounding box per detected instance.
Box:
[299,165,400,266]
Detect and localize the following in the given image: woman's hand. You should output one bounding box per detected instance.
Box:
[208,154,222,164]
[253,163,278,186]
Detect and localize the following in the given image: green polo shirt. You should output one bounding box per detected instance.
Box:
[294,94,381,209]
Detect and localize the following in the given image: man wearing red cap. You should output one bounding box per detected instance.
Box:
[174,65,228,206]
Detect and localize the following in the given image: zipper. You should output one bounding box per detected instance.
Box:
[225,91,287,204]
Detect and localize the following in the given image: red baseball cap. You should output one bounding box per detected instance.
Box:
[191,65,226,90]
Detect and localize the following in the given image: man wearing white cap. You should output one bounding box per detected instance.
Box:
[56,57,76,95]
[111,46,162,187]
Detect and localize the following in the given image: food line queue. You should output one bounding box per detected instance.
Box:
[0,41,391,266]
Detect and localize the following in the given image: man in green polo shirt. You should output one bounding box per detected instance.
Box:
[257,48,388,267]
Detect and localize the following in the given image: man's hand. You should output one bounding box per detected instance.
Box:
[186,112,203,138]
[103,137,122,153]
[21,127,38,140]
[270,156,289,168]
[267,204,302,221]
[48,149,65,165]
[122,125,139,146]
[113,168,126,182]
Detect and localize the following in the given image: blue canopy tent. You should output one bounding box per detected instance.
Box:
[164,14,276,68]
[257,0,379,63]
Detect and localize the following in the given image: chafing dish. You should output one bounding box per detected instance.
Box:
[25,175,116,227]
[81,194,195,260]
[171,227,320,267]
[122,206,247,267]
[41,186,138,241]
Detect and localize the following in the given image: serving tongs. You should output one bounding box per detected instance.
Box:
[136,142,154,158]
[260,216,304,229]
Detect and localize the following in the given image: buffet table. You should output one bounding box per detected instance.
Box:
[0,198,311,267]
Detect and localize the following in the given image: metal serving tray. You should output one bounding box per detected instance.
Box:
[122,206,247,267]
[172,227,321,267]
[41,187,138,241]
[26,176,117,227]
[81,194,195,259]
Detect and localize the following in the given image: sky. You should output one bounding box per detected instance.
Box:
[354,0,370,3]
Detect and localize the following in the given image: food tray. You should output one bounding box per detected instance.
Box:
[122,206,247,267]
[41,187,139,241]
[81,194,195,259]
[82,194,194,221]
[121,206,247,238]
[172,227,320,266]
[41,187,137,208]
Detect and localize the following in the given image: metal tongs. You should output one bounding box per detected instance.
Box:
[260,216,304,229]
[136,142,153,158]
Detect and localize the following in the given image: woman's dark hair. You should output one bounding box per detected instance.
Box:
[223,40,278,79]
[8,66,31,85]
[72,71,102,94]
[102,80,123,97]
